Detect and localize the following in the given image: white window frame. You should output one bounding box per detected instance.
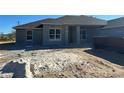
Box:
[26,30,33,41]
[49,28,61,41]
[80,28,87,40]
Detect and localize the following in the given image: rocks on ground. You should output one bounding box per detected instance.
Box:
[0,49,124,78]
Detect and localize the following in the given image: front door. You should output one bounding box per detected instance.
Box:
[68,26,77,44]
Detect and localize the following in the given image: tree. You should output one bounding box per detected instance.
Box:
[0,30,16,41]
[7,30,16,41]
[0,32,6,41]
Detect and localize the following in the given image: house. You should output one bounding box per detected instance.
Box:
[14,15,107,47]
[94,17,124,37]
[93,17,124,51]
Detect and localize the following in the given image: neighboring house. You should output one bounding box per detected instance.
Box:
[93,17,124,51]
[94,17,124,37]
[14,15,107,47]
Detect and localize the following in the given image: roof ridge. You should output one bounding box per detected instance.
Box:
[108,16,124,22]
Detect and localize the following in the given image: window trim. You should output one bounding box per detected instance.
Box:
[49,28,61,41]
[26,30,33,42]
[80,28,87,40]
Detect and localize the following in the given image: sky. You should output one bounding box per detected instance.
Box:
[0,15,123,34]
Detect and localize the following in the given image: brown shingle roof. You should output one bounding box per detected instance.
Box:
[14,15,107,29]
[57,15,107,25]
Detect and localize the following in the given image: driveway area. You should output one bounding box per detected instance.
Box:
[1,42,124,78]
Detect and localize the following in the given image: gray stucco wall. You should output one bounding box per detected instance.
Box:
[42,25,94,46]
[80,28,94,44]
[16,25,95,47]
[16,29,26,46]
[93,27,124,37]
[68,26,77,44]
[16,29,43,46]
[33,29,43,45]
[42,25,65,46]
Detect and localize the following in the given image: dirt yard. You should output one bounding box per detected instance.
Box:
[1,46,124,78]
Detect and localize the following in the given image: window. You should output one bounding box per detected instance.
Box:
[80,28,87,40]
[49,29,61,41]
[26,31,33,41]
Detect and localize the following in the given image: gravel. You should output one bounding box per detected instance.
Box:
[0,72,13,78]
[30,52,84,74]
[0,48,124,78]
